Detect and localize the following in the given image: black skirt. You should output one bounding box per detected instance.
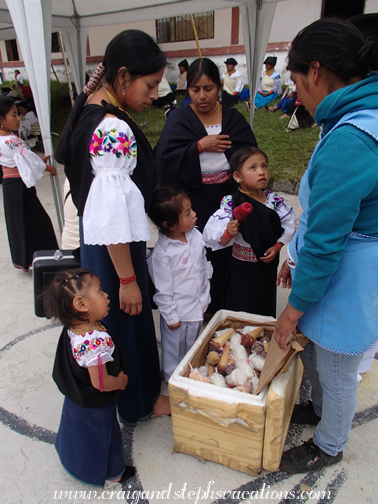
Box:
[2,177,58,271]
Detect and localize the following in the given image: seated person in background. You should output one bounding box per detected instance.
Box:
[152,76,176,108]
[221,58,243,108]
[18,101,42,146]
[254,56,282,110]
[266,79,296,119]
[11,70,25,99]
[175,59,188,94]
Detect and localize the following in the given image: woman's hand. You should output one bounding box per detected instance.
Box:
[260,245,279,263]
[276,259,292,288]
[119,282,142,316]
[274,302,303,350]
[199,134,231,153]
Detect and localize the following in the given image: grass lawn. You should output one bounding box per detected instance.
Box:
[2,80,319,184]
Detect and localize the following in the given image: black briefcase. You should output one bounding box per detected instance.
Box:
[32,249,81,317]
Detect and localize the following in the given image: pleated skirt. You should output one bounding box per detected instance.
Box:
[55,398,124,487]
[2,177,58,271]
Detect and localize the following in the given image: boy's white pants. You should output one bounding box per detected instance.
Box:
[160,316,203,382]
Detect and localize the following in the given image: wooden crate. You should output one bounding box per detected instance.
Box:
[168,310,303,474]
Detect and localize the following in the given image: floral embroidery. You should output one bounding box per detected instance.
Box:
[268,192,284,211]
[221,195,233,215]
[89,127,137,159]
[73,335,114,360]
[5,135,27,151]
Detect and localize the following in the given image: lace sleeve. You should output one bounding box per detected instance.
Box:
[83,117,150,246]
[13,139,46,188]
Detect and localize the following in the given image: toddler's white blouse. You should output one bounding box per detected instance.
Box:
[203,191,296,251]
[68,328,115,368]
[83,117,150,246]
[0,134,46,187]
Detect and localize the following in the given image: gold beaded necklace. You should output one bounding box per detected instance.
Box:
[190,102,221,126]
[103,86,133,121]
[69,320,107,335]
[239,187,263,201]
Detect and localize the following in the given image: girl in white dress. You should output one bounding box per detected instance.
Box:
[0,96,57,271]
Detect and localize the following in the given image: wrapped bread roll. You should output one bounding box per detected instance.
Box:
[236,359,254,380]
[226,368,248,387]
[249,353,266,372]
[199,366,208,376]
[230,332,242,347]
[230,344,248,361]
[236,381,252,393]
[251,376,260,394]
[189,367,211,383]
[210,372,227,387]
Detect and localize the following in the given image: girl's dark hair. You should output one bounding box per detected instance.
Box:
[187,58,222,89]
[230,146,268,174]
[43,268,97,328]
[288,18,378,82]
[55,30,166,166]
[148,186,189,236]
[0,96,16,119]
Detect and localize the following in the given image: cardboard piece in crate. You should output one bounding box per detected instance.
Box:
[168,310,307,475]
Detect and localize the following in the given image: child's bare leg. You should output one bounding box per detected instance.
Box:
[153,394,171,416]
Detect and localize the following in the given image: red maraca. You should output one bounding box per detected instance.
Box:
[233,202,252,221]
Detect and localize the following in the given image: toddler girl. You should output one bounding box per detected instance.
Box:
[44,268,135,488]
[147,187,213,382]
[203,146,295,317]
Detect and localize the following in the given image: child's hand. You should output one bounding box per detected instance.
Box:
[169,321,181,330]
[260,245,279,263]
[227,219,239,238]
[118,371,128,390]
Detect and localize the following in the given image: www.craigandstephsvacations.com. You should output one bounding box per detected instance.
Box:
[53,481,332,502]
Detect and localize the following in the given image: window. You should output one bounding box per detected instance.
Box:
[5,40,19,61]
[321,0,365,19]
[51,32,61,53]
[156,12,214,43]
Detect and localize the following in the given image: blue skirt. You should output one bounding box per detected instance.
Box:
[80,224,161,426]
[55,398,124,487]
[254,92,278,110]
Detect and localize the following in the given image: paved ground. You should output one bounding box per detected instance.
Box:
[1,168,377,504]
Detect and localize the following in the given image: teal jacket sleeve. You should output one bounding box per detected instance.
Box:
[289,126,378,312]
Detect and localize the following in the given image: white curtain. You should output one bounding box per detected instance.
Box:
[60,25,88,94]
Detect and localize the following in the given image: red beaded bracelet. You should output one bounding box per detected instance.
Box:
[119,274,136,285]
[273,242,283,251]
[223,229,233,242]
[197,140,204,154]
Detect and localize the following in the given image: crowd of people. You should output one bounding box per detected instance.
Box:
[1,14,377,489]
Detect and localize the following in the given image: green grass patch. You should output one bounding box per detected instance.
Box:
[1,81,319,183]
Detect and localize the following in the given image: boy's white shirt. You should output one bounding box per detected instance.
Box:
[147,228,213,326]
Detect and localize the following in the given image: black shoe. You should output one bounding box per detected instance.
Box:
[119,465,135,483]
[280,438,343,474]
[291,401,321,425]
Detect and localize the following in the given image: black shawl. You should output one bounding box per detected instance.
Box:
[155,104,257,189]
[65,101,156,216]
[53,326,127,409]
[233,190,284,259]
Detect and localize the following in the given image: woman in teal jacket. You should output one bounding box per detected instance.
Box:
[274,18,378,473]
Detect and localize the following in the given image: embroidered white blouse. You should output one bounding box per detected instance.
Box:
[147,228,213,325]
[203,191,296,253]
[68,328,115,368]
[83,116,150,246]
[199,124,230,174]
[0,133,46,187]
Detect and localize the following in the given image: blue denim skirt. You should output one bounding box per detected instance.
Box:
[55,398,124,487]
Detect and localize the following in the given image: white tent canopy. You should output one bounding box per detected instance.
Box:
[0,0,287,227]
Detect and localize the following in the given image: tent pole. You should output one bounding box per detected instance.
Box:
[58,31,75,107]
[190,14,202,58]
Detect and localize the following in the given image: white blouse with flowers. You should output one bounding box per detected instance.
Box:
[68,328,115,368]
[0,133,46,187]
[83,116,150,246]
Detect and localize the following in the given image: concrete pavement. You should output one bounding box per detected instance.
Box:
[0,168,377,504]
